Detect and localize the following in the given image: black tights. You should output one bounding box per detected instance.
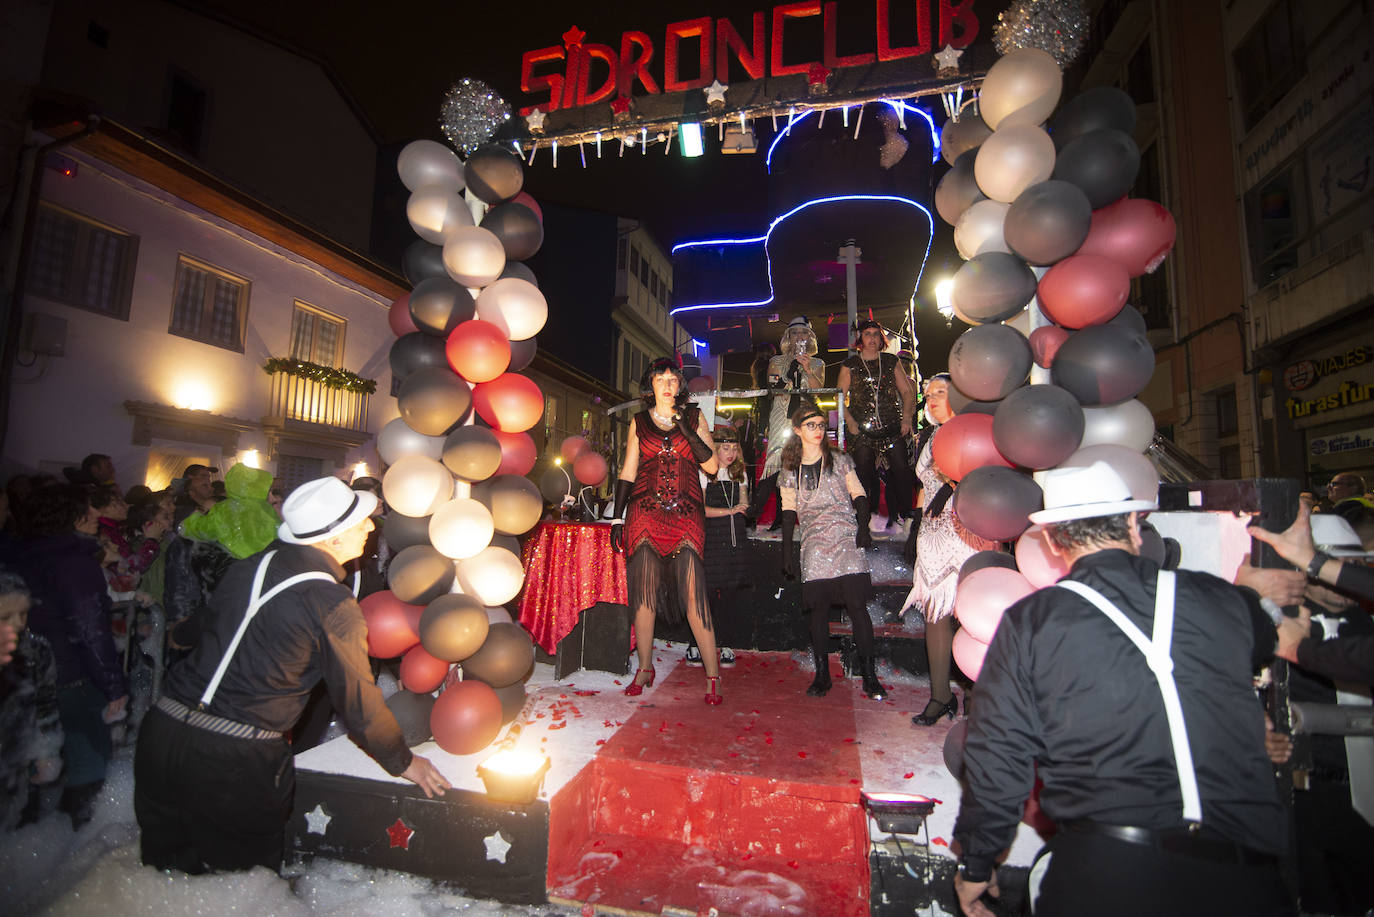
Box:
[850,439,913,521]
[808,596,874,659]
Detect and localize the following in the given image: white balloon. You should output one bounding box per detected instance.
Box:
[1079,399,1155,452]
[455,545,525,606]
[954,199,1011,259]
[475,278,548,342]
[975,124,1056,203]
[406,185,474,245]
[398,140,465,193]
[1058,443,1158,503]
[442,226,507,287]
[484,605,513,624]
[383,455,454,518]
[429,497,495,559]
[1003,308,1030,335]
[979,48,1063,130]
[377,417,444,465]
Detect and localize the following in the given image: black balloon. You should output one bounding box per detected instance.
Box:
[388,545,456,605]
[409,276,475,337]
[481,202,544,261]
[402,239,447,285]
[992,384,1086,469]
[958,550,1019,584]
[1051,86,1137,150]
[491,534,522,555]
[943,718,969,780]
[935,149,985,226]
[949,324,1034,402]
[951,252,1038,324]
[484,474,544,536]
[1108,304,1148,335]
[465,144,525,204]
[507,336,537,373]
[389,333,448,382]
[386,690,436,746]
[948,384,1001,416]
[954,466,1042,541]
[384,513,433,552]
[1052,325,1156,406]
[460,622,536,688]
[1003,181,1092,266]
[499,260,539,288]
[419,593,490,662]
[398,366,472,436]
[1053,129,1141,210]
[492,681,527,724]
[442,425,502,482]
[539,465,574,504]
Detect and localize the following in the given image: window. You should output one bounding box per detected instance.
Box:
[168,255,248,351]
[1244,163,1303,286]
[25,202,137,318]
[1214,386,1239,437]
[650,271,660,300]
[289,302,345,366]
[1124,38,1155,104]
[629,245,641,277]
[544,394,558,442]
[1218,443,1243,479]
[617,238,627,270]
[1233,0,1303,131]
[639,258,650,286]
[167,71,208,155]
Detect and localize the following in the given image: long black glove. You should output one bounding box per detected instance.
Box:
[673,406,714,464]
[780,509,799,579]
[852,494,872,549]
[786,359,804,389]
[609,478,632,554]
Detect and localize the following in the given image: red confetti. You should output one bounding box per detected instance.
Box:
[548,721,567,730]
[850,779,860,784]
[843,738,856,744]
[595,739,606,745]
[904,772,914,779]
[787,860,798,868]
[659,721,668,732]
[751,709,760,714]
[798,752,807,759]
[729,752,741,758]
[765,737,774,745]
[932,837,949,847]
[613,680,622,685]
[559,694,568,699]
[574,690,597,696]
[386,817,414,850]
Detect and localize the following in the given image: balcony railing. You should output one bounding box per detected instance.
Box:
[264,360,372,433]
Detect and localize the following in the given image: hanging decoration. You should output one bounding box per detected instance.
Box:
[439,78,513,155]
[262,358,377,394]
[992,0,1090,67]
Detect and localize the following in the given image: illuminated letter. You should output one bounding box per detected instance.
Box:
[876,0,929,62]
[771,1,822,77]
[665,17,714,92]
[577,43,619,106]
[520,45,566,115]
[618,30,661,96]
[939,0,979,49]
[824,1,876,69]
[717,11,766,82]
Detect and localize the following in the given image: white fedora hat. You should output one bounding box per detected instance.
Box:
[1312,512,1374,558]
[1029,460,1158,525]
[278,476,378,545]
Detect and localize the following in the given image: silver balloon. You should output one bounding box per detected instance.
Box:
[475,277,548,341]
[954,200,1011,260]
[976,124,1057,203]
[941,115,992,165]
[406,186,474,245]
[1058,443,1158,503]
[979,48,1064,130]
[397,140,465,193]
[378,416,445,465]
[1079,399,1155,452]
[442,225,507,288]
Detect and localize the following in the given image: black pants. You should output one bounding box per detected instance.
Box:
[850,438,913,521]
[134,706,293,873]
[1031,829,1294,917]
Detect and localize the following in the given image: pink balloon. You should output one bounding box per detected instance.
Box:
[494,430,537,476]
[400,643,451,693]
[1037,254,1130,329]
[560,435,590,463]
[1015,525,1070,588]
[472,373,544,432]
[1077,198,1177,277]
[955,566,1035,643]
[932,413,1013,481]
[1029,325,1070,368]
[952,627,990,682]
[573,450,608,486]
[446,319,511,384]
[388,293,419,337]
[360,591,423,658]
[511,192,542,223]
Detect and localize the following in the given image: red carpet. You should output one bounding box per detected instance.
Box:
[548,653,871,916]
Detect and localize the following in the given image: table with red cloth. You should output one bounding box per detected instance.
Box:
[518,521,627,655]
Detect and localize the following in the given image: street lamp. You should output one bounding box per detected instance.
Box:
[934,277,955,326]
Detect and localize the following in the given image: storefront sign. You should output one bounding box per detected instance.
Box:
[1309,425,1374,457]
[1283,341,1374,420]
[1307,99,1374,223]
[1283,343,1372,392]
[518,0,981,115]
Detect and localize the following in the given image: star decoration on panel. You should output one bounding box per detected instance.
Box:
[386,817,415,850]
[526,108,547,134]
[483,830,513,864]
[303,803,332,836]
[933,44,964,76]
[704,80,729,110]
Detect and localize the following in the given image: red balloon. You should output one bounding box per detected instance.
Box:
[955,566,1034,643]
[494,430,537,476]
[1037,254,1130,329]
[388,293,419,338]
[472,373,544,432]
[931,413,1013,481]
[359,590,424,658]
[400,643,451,693]
[430,679,503,755]
[1029,325,1070,368]
[573,450,608,486]
[1077,198,1177,277]
[511,191,542,223]
[952,627,990,681]
[560,435,590,463]
[446,319,511,384]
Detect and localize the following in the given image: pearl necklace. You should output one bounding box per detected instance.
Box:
[649,406,676,428]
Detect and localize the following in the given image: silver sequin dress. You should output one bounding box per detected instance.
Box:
[780,452,869,584]
[903,433,995,621]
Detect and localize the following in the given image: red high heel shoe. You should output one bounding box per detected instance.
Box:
[704,675,723,706]
[624,666,656,696]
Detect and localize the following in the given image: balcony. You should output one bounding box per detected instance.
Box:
[261,359,375,459]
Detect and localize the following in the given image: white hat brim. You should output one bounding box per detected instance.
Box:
[1325,545,1374,559]
[277,491,378,545]
[1029,498,1157,526]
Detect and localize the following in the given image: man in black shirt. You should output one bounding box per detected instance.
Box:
[953,461,1290,917]
[135,477,449,874]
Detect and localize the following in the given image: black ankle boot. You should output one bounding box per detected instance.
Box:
[806,647,833,696]
[859,655,886,699]
[59,780,103,830]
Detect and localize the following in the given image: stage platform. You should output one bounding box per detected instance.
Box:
[291,643,1046,914]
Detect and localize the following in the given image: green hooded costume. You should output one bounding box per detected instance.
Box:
[180,463,280,559]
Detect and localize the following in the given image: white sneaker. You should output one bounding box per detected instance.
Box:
[685,645,704,666]
[719,648,736,667]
